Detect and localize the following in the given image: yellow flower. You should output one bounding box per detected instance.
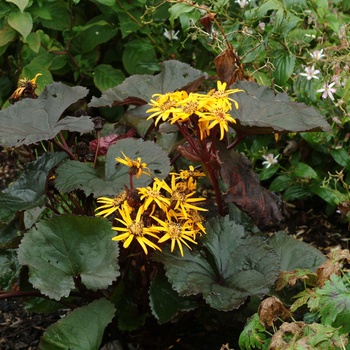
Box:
[207,81,243,110]
[95,191,127,217]
[112,204,161,254]
[199,99,237,140]
[155,176,207,219]
[151,214,197,257]
[170,92,207,124]
[116,151,151,178]
[146,91,186,125]
[178,209,207,238]
[137,181,171,210]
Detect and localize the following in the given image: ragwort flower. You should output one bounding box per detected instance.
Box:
[116,151,151,178]
[199,99,237,140]
[137,181,171,210]
[95,191,127,217]
[147,91,186,125]
[151,214,197,257]
[112,204,161,254]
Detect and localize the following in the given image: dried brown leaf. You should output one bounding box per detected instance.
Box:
[258,296,292,327]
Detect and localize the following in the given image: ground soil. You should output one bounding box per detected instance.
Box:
[1,149,349,350]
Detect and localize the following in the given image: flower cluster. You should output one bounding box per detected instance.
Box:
[95,153,207,256]
[146,81,242,140]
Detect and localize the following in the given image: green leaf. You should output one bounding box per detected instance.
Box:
[294,162,318,179]
[0,152,67,223]
[122,39,158,75]
[169,3,196,26]
[0,249,20,290]
[93,64,125,92]
[149,269,197,324]
[55,138,171,197]
[116,11,140,38]
[18,215,120,300]
[6,0,29,12]
[39,3,70,31]
[269,231,326,271]
[8,9,32,40]
[0,82,94,147]
[25,31,41,53]
[89,60,207,108]
[269,175,293,192]
[239,313,267,350]
[154,216,280,311]
[283,184,312,200]
[39,298,116,350]
[0,25,17,46]
[259,164,279,181]
[271,50,295,85]
[230,81,331,136]
[329,148,350,168]
[70,20,118,54]
[315,274,350,333]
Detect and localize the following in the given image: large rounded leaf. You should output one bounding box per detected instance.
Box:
[18,215,120,300]
[230,80,331,136]
[0,82,94,147]
[154,216,280,311]
[55,138,171,197]
[39,298,116,350]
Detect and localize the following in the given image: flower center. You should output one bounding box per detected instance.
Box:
[182,101,198,114]
[128,221,144,236]
[167,222,182,238]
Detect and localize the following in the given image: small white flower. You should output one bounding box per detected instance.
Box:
[299,65,320,80]
[316,82,336,100]
[310,49,326,60]
[262,154,280,168]
[235,0,250,9]
[305,34,316,39]
[163,29,180,41]
[258,22,265,31]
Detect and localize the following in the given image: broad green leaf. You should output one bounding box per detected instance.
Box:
[149,270,197,324]
[169,3,196,26]
[93,64,125,92]
[55,138,171,197]
[0,152,67,223]
[0,249,20,290]
[89,60,207,108]
[269,175,293,192]
[18,215,120,300]
[70,21,118,54]
[315,274,350,334]
[271,50,295,85]
[269,231,325,271]
[154,216,280,311]
[39,298,116,350]
[294,162,318,179]
[6,0,29,12]
[122,39,159,75]
[0,82,94,147]
[0,25,17,46]
[283,184,312,200]
[116,11,140,38]
[329,148,350,168]
[230,81,331,136]
[39,3,70,30]
[25,31,41,52]
[239,313,267,350]
[8,10,32,40]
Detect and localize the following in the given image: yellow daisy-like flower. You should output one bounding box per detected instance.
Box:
[170,92,207,124]
[116,151,151,178]
[199,99,237,140]
[155,176,207,219]
[95,191,127,218]
[178,209,207,238]
[207,81,243,110]
[151,214,197,257]
[137,181,171,210]
[146,91,186,126]
[112,204,161,254]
